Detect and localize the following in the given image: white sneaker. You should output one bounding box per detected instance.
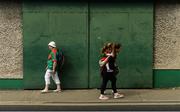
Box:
[99,94,109,100]
[53,89,61,93]
[41,89,49,93]
[114,93,124,99]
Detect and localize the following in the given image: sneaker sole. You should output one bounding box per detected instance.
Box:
[114,96,124,99]
[53,91,62,93]
[41,91,49,94]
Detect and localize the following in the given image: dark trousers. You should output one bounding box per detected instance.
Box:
[100,72,117,94]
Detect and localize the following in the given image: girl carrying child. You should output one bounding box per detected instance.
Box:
[99,43,124,100]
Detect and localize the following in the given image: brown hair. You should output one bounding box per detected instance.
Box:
[101,45,107,54]
[115,43,121,49]
[106,42,113,49]
[101,42,113,54]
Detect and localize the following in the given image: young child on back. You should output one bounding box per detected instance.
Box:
[100,43,114,72]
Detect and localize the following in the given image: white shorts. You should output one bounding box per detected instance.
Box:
[44,69,60,85]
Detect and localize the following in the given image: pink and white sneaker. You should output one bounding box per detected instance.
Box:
[114,93,124,99]
[99,94,109,100]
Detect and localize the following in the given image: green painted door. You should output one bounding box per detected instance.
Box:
[23,12,49,89]
[23,2,153,89]
[89,3,153,88]
[23,2,88,89]
[49,12,88,88]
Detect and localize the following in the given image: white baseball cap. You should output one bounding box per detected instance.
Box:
[48,41,56,48]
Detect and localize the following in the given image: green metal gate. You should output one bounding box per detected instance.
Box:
[89,3,153,88]
[23,1,153,89]
[23,2,89,89]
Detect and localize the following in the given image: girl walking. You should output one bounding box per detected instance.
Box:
[99,43,124,100]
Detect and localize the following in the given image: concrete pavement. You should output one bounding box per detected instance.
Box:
[0,89,180,110]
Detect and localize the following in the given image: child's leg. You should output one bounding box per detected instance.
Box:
[52,72,61,91]
[42,69,51,92]
[106,63,113,72]
[56,84,61,90]
[106,63,110,70]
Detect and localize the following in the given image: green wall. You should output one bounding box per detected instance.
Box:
[1,69,180,89]
[0,79,23,89]
[154,70,180,88]
[0,2,180,89]
[89,3,153,88]
[22,1,153,89]
[23,2,89,89]
[0,1,179,89]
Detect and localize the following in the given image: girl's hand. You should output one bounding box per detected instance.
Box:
[52,69,56,75]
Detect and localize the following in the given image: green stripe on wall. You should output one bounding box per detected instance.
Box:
[0,70,180,89]
[0,79,23,89]
[154,69,180,88]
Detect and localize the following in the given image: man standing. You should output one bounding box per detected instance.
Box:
[41,41,61,93]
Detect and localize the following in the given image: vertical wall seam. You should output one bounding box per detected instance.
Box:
[87,2,90,88]
[152,0,155,88]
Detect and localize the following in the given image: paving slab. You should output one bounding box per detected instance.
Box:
[0,89,180,105]
[0,89,180,110]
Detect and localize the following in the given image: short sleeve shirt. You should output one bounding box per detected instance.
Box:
[47,48,57,70]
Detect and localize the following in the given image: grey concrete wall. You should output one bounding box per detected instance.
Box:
[154,1,180,69]
[0,0,23,78]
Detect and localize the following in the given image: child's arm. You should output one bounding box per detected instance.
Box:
[106,52,113,56]
[99,56,111,67]
[111,43,116,57]
[53,61,57,74]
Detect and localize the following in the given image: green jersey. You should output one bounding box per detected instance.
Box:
[47,48,57,70]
